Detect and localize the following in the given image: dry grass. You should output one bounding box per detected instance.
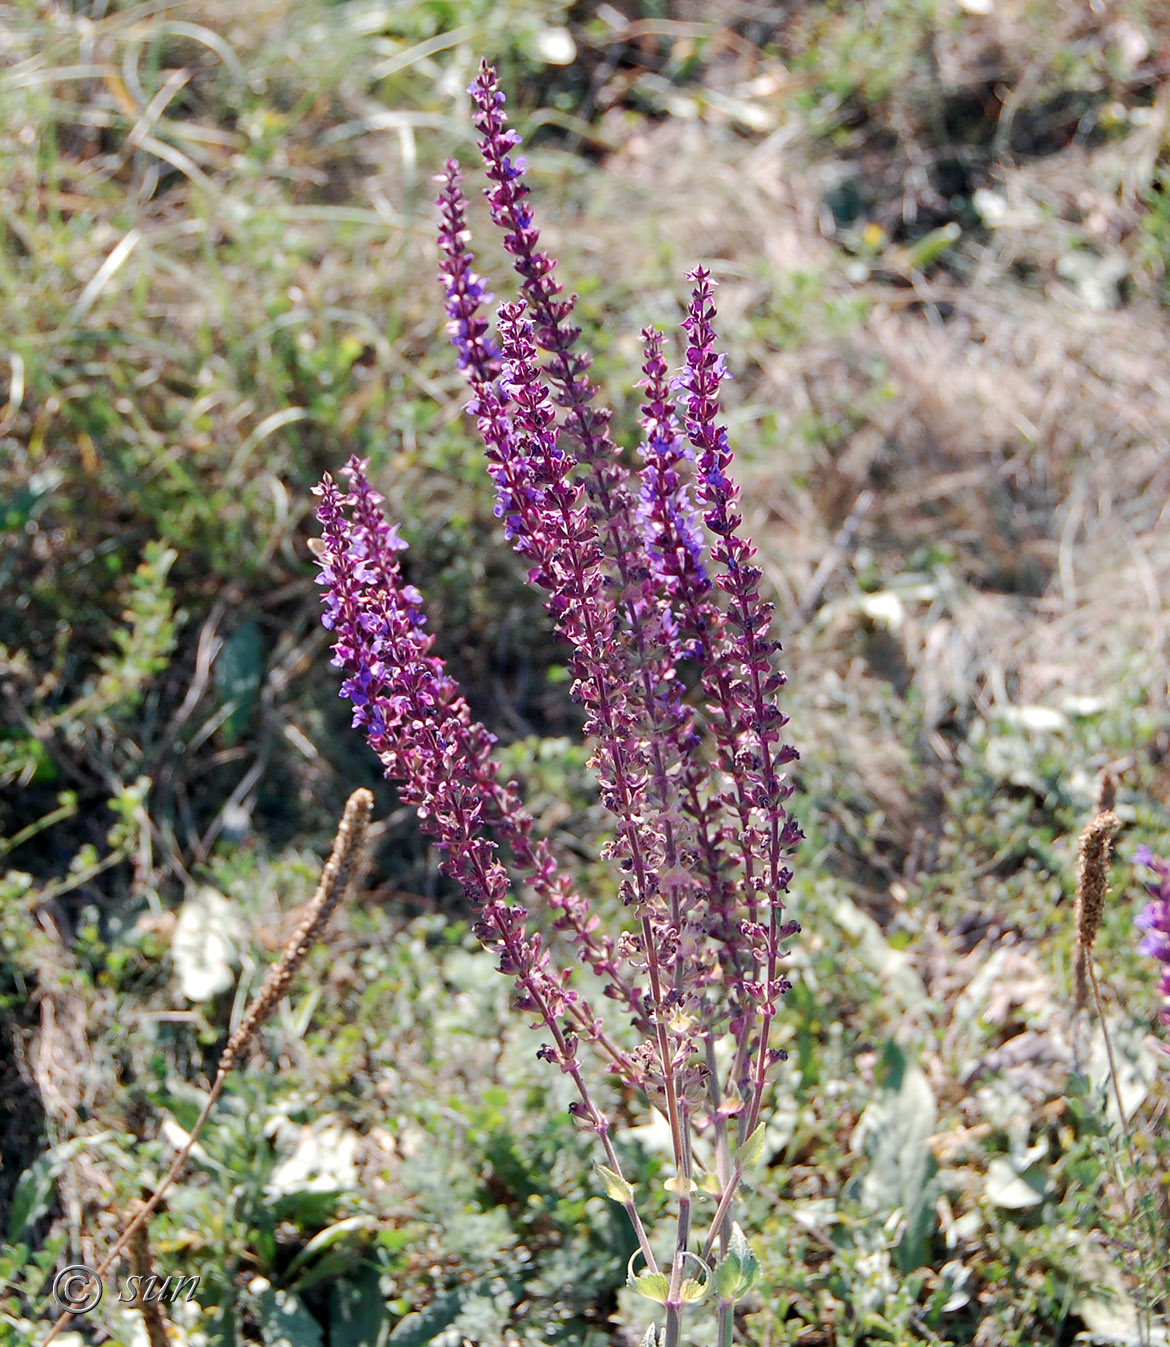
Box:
[583,84,1170,820]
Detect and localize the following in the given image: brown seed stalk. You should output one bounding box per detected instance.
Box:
[1073,806,1120,1011]
[219,786,373,1072]
[40,787,374,1347]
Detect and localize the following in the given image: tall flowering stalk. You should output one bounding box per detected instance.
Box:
[316,60,801,1347]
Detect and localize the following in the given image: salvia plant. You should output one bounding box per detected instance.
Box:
[313,60,802,1346]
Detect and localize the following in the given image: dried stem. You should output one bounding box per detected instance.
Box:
[126,1201,169,1347]
[40,788,372,1347]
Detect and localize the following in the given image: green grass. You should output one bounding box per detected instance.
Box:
[4,1,1170,1344]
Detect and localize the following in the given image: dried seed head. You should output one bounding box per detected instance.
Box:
[218,787,373,1073]
[1072,807,1119,1009]
[1094,769,1116,814]
[1076,809,1120,951]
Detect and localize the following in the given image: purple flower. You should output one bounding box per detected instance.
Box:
[1136,845,1170,1039]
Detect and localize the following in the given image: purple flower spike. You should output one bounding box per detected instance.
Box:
[636,326,711,658]
[436,159,501,387]
[466,60,642,593]
[314,457,644,1082]
[676,265,802,1119]
[1136,846,1170,1040]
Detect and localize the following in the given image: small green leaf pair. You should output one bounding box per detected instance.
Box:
[627,1250,711,1306]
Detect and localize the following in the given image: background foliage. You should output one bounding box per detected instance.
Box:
[2,0,1169,1344]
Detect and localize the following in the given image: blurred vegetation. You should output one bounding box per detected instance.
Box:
[3,0,1170,1344]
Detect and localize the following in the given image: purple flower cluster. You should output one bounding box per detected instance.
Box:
[315,59,801,1333]
[1135,846,1170,1042]
[315,463,642,1085]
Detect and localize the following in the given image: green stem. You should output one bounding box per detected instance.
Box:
[717,1298,734,1347]
[0,795,78,862]
[705,1037,734,1252]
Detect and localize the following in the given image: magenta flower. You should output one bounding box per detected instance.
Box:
[1135,845,1170,1041]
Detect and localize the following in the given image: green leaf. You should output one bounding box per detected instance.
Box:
[9,1136,113,1243]
[851,1039,939,1272]
[595,1163,634,1205]
[286,1215,377,1286]
[253,1283,323,1347]
[727,1222,752,1267]
[714,1225,759,1303]
[638,1325,662,1347]
[630,1272,671,1304]
[329,1265,390,1347]
[906,222,960,270]
[737,1124,767,1172]
[715,1254,740,1303]
[387,1288,467,1345]
[8,1159,57,1246]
